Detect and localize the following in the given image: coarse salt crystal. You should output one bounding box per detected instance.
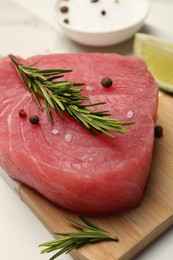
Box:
[52,129,59,135]
[86,85,93,91]
[127,111,133,118]
[65,133,72,142]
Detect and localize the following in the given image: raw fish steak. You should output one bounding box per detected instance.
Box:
[0,53,158,213]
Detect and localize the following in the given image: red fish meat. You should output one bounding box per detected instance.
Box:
[0,53,158,213]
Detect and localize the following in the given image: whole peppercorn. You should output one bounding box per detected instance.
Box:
[101,10,106,15]
[154,125,163,138]
[63,18,69,24]
[29,115,40,125]
[60,6,69,13]
[101,77,113,88]
[19,109,27,118]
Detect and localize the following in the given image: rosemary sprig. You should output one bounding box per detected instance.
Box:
[39,216,118,259]
[9,54,135,137]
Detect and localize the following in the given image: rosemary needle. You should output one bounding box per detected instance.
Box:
[39,216,118,259]
[9,54,135,137]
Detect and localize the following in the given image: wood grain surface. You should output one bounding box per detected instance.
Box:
[18,94,173,260]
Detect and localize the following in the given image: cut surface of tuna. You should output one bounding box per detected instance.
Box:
[0,53,158,213]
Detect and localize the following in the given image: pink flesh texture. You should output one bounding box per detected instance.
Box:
[0,53,158,213]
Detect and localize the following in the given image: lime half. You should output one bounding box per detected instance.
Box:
[134,33,173,93]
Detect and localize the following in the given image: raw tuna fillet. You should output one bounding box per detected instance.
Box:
[0,53,158,213]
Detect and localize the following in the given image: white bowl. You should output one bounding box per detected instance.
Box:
[55,0,149,47]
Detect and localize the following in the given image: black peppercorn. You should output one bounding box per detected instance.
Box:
[19,109,27,118]
[154,125,163,138]
[29,115,40,125]
[63,18,69,24]
[60,6,69,13]
[91,0,99,2]
[101,77,113,88]
[101,10,106,15]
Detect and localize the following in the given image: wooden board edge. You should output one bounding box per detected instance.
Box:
[119,215,173,260]
[18,184,173,260]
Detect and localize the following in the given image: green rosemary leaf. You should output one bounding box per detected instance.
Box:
[75,238,91,248]
[49,246,72,260]
[54,232,75,236]
[100,129,116,138]
[30,87,43,111]
[45,99,54,123]
[88,120,103,132]
[20,67,41,76]
[79,216,101,230]
[62,93,72,97]
[10,60,29,90]
[67,217,92,230]
[114,128,128,134]
[47,75,64,81]
[51,94,65,111]
[82,101,107,107]
[91,111,111,117]
[39,68,73,75]
[69,107,90,129]
[39,216,118,259]
[36,80,55,108]
[117,121,135,126]
[55,104,64,118]
[71,82,85,87]
[9,54,135,137]
[91,120,116,131]
[48,82,72,89]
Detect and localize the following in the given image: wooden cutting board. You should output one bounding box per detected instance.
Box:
[17,94,173,260]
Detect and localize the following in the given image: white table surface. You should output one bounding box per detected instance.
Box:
[0,0,173,259]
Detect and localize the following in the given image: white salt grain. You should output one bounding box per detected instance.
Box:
[65,133,72,142]
[127,111,134,118]
[86,85,93,91]
[52,129,59,135]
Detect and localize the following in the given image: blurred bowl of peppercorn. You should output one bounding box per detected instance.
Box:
[55,0,149,47]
